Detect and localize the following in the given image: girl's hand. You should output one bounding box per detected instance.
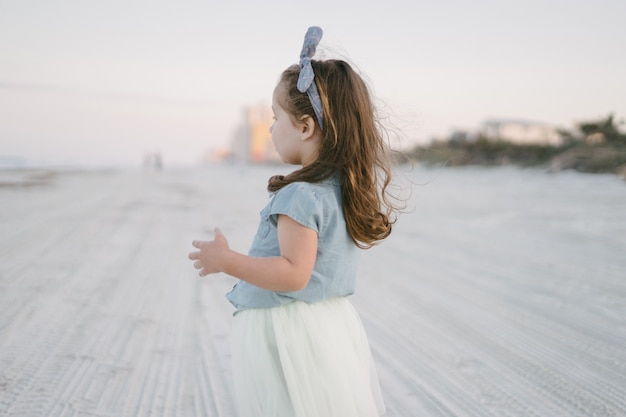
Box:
[188,227,229,276]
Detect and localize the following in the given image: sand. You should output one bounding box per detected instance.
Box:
[0,164,625,417]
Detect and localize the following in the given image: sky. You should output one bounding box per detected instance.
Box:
[1,0,625,167]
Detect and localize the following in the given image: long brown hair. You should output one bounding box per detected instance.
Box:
[268,60,401,249]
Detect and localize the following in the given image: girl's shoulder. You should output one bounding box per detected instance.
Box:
[268,178,343,231]
[276,175,340,196]
[270,178,341,215]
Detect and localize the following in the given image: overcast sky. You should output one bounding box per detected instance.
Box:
[1,0,625,167]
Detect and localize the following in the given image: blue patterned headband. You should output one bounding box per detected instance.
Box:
[297,26,324,129]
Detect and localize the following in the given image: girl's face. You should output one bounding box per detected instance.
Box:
[270,85,303,165]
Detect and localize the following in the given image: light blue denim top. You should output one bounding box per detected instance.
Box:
[226,175,359,313]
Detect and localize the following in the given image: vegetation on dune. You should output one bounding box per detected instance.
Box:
[404,114,626,176]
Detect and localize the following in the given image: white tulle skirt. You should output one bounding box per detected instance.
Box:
[230,297,386,417]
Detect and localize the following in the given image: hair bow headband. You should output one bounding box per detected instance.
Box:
[297,26,324,129]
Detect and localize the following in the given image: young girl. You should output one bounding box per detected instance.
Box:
[189,26,400,417]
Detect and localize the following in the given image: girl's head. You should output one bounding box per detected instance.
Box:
[270,79,321,166]
[269,58,402,248]
[273,60,380,170]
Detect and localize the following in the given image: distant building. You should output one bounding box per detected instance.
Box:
[482,119,563,146]
[231,104,280,163]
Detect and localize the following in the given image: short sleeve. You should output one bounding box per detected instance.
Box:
[268,183,324,233]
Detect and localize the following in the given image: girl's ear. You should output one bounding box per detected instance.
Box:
[299,115,317,141]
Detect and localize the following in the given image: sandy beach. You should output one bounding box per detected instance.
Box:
[1,164,625,417]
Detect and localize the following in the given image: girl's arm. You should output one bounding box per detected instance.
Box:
[188,214,317,292]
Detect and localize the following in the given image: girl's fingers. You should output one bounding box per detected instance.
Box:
[190,238,218,276]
